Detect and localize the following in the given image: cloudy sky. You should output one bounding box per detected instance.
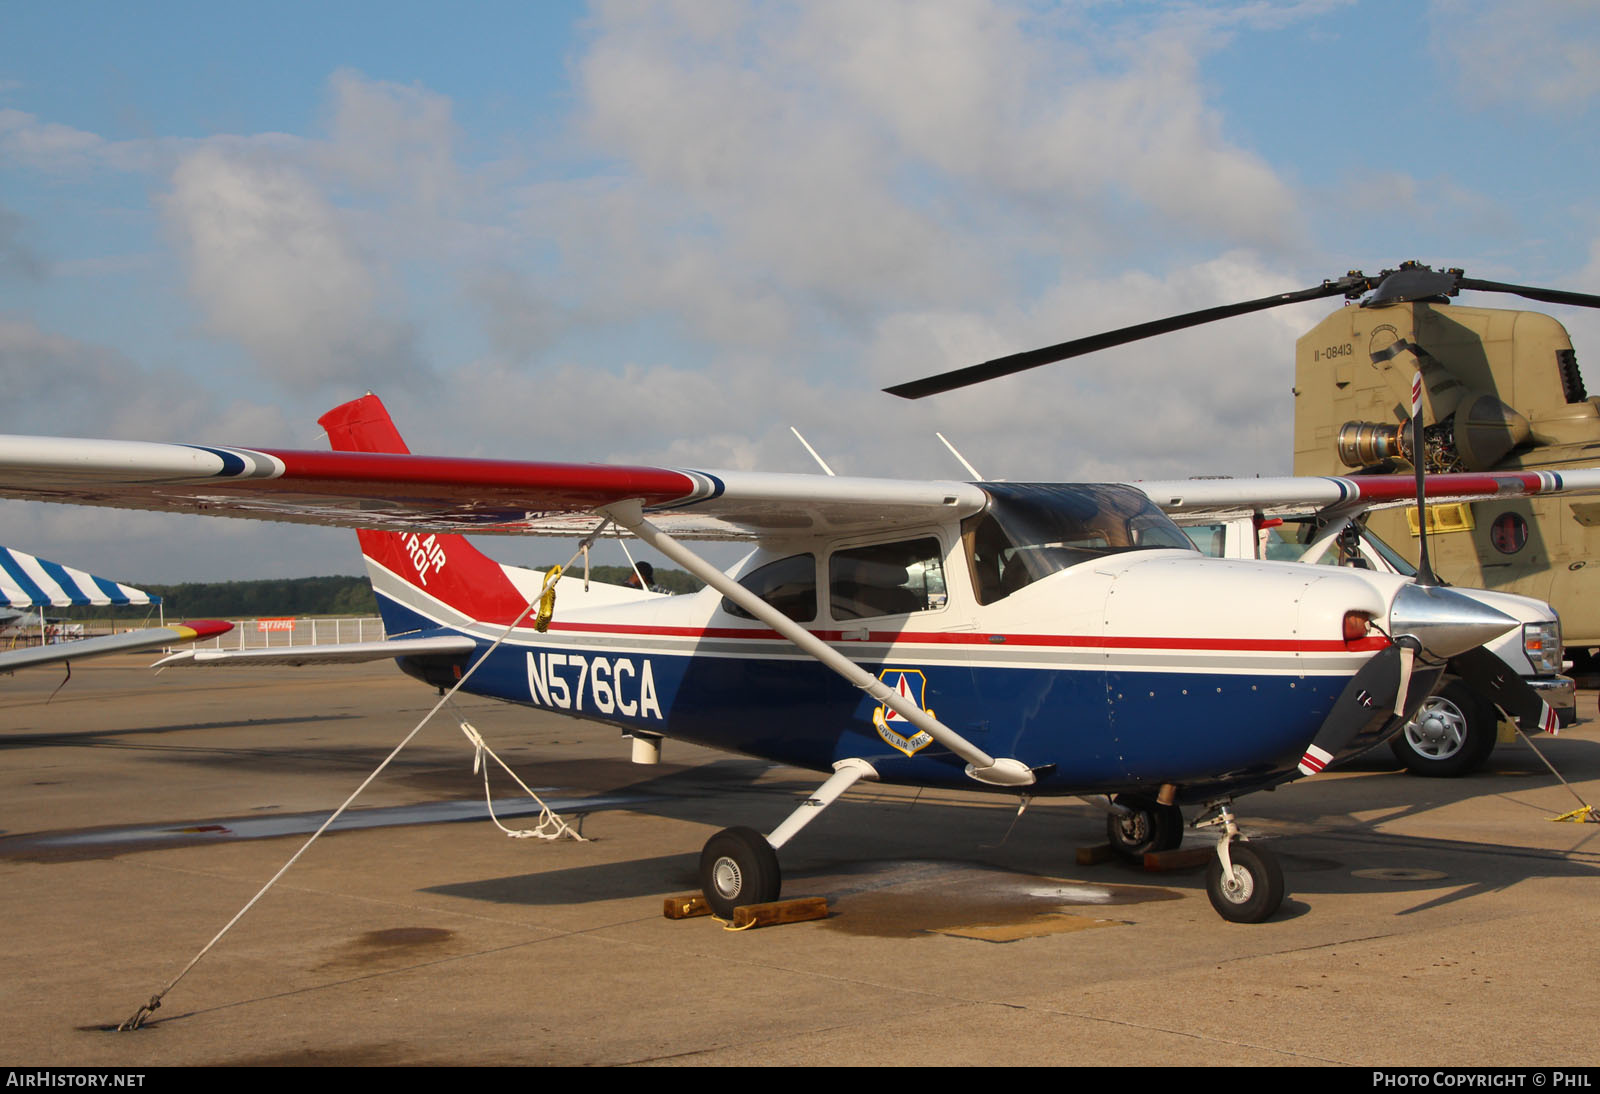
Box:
[3,0,1598,583]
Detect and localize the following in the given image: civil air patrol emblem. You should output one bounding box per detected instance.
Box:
[872,669,935,756]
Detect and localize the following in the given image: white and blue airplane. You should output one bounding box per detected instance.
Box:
[0,393,1592,922]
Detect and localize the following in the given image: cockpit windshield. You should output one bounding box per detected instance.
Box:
[962,482,1196,604]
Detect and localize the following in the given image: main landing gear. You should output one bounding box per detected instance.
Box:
[1196,801,1284,923]
[699,827,781,917]
[1105,793,1184,859]
[697,758,877,918]
[698,768,1285,925]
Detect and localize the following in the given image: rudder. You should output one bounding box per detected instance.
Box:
[319,394,530,628]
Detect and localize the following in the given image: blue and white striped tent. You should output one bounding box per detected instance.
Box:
[0,546,159,608]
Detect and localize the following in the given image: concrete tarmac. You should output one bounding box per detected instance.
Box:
[2,656,1598,1067]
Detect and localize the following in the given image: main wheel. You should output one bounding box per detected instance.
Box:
[1106,794,1184,859]
[699,826,782,918]
[1389,678,1496,778]
[1205,842,1284,923]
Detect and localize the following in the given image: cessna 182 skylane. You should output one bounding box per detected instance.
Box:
[0,394,1594,922]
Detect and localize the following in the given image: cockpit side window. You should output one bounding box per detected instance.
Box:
[829,537,947,619]
[721,553,817,622]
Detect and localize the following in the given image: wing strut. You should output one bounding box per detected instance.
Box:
[603,500,1036,787]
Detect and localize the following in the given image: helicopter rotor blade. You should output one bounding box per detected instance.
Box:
[882,262,1600,402]
[882,276,1365,400]
[1455,278,1600,311]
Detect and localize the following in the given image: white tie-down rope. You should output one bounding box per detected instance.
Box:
[119,520,614,1031]
[457,717,586,841]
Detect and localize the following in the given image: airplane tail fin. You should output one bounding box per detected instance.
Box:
[319,394,531,630]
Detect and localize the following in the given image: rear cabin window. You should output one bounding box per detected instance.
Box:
[829,538,947,619]
[721,553,817,623]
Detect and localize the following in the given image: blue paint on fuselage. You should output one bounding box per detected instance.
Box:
[376,593,1347,799]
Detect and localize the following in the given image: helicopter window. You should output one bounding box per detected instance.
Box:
[721,553,817,623]
[829,538,947,620]
[963,483,1196,605]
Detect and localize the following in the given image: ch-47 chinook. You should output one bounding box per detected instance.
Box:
[1290,264,1600,666]
[0,394,1595,923]
[887,262,1600,661]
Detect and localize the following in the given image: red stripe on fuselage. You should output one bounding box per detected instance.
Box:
[538,619,1392,653]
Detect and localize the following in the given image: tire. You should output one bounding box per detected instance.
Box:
[1389,678,1496,778]
[699,826,782,918]
[1106,794,1184,859]
[1205,842,1285,923]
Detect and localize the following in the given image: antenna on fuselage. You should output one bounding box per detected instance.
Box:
[789,427,836,476]
[935,432,984,480]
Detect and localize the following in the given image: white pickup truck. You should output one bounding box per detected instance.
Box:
[1178,514,1574,776]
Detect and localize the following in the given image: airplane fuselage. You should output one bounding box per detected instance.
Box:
[372,545,1405,801]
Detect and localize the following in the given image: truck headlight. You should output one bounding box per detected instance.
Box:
[1523,620,1563,675]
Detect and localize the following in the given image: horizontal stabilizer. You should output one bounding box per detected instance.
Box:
[0,620,233,673]
[154,635,477,668]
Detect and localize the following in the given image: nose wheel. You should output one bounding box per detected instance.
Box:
[1198,801,1284,923]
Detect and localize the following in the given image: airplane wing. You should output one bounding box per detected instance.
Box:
[0,620,233,673]
[1,400,1595,540]
[0,434,986,541]
[154,635,477,668]
[1135,470,1600,521]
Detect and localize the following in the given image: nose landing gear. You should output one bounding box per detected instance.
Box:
[1197,801,1284,923]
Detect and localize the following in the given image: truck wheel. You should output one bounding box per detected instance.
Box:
[1389,678,1496,777]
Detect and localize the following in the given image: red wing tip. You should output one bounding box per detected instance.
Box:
[177,620,234,639]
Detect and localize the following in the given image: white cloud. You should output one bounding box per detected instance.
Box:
[320,68,462,216]
[0,315,290,441]
[1431,0,1600,110]
[161,146,424,393]
[575,0,1304,330]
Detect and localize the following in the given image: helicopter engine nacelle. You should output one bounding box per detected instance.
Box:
[1336,392,1531,472]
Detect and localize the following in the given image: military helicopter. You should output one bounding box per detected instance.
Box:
[888,262,1600,666]
[1289,265,1600,666]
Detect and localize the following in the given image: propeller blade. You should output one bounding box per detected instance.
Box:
[1452,645,1563,737]
[883,278,1363,400]
[1298,644,1406,776]
[1393,642,1415,717]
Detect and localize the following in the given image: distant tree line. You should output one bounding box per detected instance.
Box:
[65,576,379,620]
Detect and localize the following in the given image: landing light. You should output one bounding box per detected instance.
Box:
[1343,611,1373,643]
